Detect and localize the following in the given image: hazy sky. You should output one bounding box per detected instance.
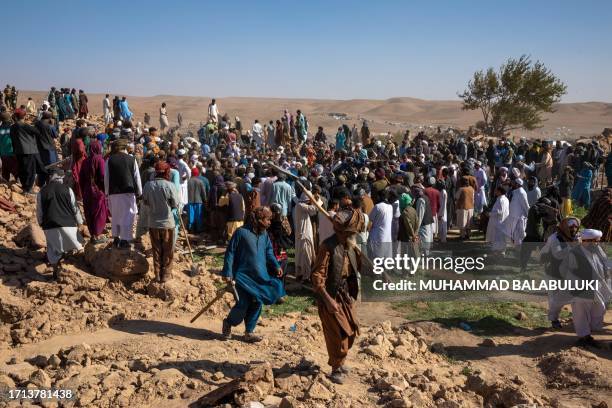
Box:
[3,0,611,102]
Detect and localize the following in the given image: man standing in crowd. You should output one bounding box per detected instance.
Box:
[104,139,142,249]
[37,169,84,280]
[10,108,46,194]
[208,99,219,123]
[141,161,180,282]
[0,112,18,182]
[103,94,113,124]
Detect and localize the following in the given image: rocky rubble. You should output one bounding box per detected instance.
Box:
[0,181,232,348]
[538,347,612,390]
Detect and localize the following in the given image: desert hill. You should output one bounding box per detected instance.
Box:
[17,91,612,140]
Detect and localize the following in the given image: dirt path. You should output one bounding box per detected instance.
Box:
[2,302,610,407]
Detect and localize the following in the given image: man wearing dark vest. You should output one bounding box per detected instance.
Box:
[36,170,84,279]
[311,208,364,385]
[104,139,142,249]
[10,108,46,194]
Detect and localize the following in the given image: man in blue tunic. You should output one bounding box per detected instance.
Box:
[221,206,285,343]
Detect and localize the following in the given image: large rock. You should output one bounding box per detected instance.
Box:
[194,362,274,407]
[0,362,37,384]
[84,243,149,282]
[25,281,61,298]
[0,292,31,323]
[13,223,46,249]
[147,280,199,302]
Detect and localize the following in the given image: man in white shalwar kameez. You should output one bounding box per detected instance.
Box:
[562,228,611,347]
[504,179,529,246]
[104,139,142,248]
[293,193,320,282]
[436,181,448,242]
[367,192,394,261]
[37,171,84,279]
[177,149,191,207]
[540,217,580,328]
[208,99,219,124]
[103,94,113,125]
[474,162,488,214]
[485,186,509,252]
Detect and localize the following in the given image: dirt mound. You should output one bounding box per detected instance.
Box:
[538,347,612,390]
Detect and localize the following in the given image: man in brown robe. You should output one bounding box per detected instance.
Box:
[311,208,365,384]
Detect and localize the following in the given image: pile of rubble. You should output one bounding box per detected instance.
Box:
[0,182,232,348]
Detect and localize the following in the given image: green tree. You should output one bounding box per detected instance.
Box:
[459,55,567,137]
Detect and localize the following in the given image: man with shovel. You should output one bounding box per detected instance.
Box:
[221,206,285,343]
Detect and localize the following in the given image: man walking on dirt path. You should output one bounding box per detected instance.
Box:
[221,206,285,343]
[311,208,364,384]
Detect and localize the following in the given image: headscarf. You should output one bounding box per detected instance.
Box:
[154,161,171,180]
[70,139,87,199]
[209,175,226,206]
[79,140,105,196]
[191,167,200,177]
[399,193,413,211]
[332,208,365,234]
[558,217,580,241]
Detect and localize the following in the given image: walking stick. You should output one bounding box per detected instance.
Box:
[190,280,239,323]
[267,162,381,277]
[178,213,198,275]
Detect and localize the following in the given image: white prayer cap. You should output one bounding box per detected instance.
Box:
[581,229,602,240]
[428,176,436,185]
[514,178,524,186]
[248,172,255,179]
[177,149,186,156]
[499,166,508,172]
[116,120,122,127]
[360,167,370,175]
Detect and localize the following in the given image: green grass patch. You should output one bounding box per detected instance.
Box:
[263,286,316,317]
[572,201,588,220]
[392,301,571,336]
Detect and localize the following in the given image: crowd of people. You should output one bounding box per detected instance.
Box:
[0,88,610,382]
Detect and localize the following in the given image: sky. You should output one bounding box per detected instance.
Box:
[2,0,611,102]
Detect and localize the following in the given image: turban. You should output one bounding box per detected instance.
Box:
[333,209,365,234]
[113,138,128,149]
[514,178,524,187]
[399,193,413,211]
[155,161,171,180]
[581,229,602,240]
[13,109,26,119]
